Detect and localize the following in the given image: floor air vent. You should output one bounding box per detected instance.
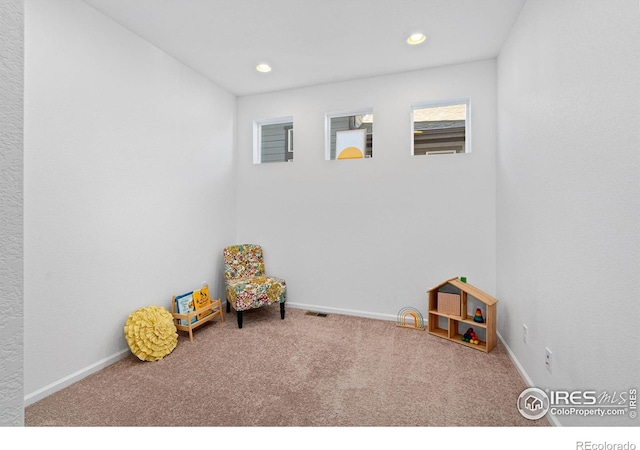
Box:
[305,311,328,317]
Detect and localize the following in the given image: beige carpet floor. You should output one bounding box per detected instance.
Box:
[25,306,549,427]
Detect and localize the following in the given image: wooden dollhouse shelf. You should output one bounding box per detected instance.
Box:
[426,277,497,353]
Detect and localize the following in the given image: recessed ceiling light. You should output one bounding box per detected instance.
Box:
[256,63,272,73]
[406,33,426,45]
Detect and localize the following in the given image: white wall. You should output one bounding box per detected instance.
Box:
[497,0,640,426]
[24,0,237,402]
[236,60,497,320]
[0,0,24,426]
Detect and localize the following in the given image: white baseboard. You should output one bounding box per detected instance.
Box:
[286,302,397,322]
[24,348,130,406]
[497,331,536,387]
[497,331,561,427]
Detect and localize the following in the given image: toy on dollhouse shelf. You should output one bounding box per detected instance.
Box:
[473,308,484,323]
[462,327,480,345]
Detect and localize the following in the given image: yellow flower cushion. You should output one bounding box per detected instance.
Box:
[124,306,178,361]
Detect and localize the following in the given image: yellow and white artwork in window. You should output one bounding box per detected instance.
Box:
[336,129,366,160]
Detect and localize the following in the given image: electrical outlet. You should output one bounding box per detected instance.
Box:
[523,324,528,344]
[545,347,552,373]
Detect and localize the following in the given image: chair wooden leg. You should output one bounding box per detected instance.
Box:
[237,310,243,329]
[280,302,285,320]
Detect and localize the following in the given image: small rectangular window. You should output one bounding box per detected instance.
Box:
[325,109,373,160]
[253,116,294,164]
[412,100,469,155]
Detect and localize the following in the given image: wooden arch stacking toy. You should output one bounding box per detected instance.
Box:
[396,307,425,331]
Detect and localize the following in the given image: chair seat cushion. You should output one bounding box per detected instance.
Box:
[226,276,287,311]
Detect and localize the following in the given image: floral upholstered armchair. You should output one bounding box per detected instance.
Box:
[223,244,287,329]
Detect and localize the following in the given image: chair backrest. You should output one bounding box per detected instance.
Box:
[223,244,265,280]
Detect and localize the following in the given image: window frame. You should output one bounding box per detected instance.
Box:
[325,107,374,161]
[410,98,471,156]
[253,115,294,164]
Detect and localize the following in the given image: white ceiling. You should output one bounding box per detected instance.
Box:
[83,0,526,96]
